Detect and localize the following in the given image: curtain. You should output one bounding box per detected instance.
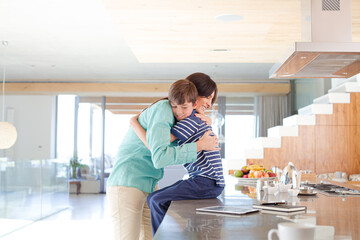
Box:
[254,95,290,137]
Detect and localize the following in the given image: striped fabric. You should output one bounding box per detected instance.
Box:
[171,110,225,187]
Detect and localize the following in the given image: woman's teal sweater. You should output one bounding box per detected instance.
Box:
[107,100,197,193]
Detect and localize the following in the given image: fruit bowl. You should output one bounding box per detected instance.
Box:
[232,175,276,184]
[232,164,277,180]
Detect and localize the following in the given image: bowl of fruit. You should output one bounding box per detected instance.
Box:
[232,164,277,183]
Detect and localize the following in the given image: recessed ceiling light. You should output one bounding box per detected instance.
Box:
[215,14,243,22]
[211,49,231,52]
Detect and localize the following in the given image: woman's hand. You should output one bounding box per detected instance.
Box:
[196,131,220,152]
[195,113,212,126]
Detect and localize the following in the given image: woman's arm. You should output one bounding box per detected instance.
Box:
[130,114,178,150]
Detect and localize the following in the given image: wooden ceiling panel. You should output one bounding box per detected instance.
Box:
[102,0,360,64]
[352,1,360,42]
[106,97,161,104]
[106,104,149,110]
[102,0,302,63]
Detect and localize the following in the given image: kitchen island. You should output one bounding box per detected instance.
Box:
[154,176,360,239]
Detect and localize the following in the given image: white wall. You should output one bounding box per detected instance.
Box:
[0,95,56,160]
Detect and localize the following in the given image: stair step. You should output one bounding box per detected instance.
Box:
[268,126,299,137]
[283,115,316,126]
[244,148,264,159]
[251,137,282,148]
[329,82,360,93]
[298,104,333,115]
[313,93,350,104]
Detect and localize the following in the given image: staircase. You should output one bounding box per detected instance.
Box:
[243,79,360,175]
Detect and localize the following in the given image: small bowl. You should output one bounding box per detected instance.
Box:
[263,186,278,195]
[299,187,314,195]
[288,188,300,196]
[277,183,292,192]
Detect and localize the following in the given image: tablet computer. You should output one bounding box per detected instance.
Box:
[196,206,259,215]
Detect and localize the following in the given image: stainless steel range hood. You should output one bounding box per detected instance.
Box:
[270,0,360,79]
[269,42,360,79]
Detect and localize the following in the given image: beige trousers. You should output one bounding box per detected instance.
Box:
[107,186,153,240]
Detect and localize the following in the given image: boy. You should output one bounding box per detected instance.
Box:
[130,79,225,235]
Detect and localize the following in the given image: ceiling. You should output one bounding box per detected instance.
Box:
[0,0,359,85]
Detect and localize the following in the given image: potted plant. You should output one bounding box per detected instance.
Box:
[70,154,86,179]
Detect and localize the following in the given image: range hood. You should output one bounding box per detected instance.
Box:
[270,0,360,79]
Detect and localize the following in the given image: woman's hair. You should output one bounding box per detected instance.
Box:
[168,79,198,105]
[186,72,218,105]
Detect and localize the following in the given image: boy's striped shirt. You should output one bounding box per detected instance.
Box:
[171,110,225,187]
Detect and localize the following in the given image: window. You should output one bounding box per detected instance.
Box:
[77,101,103,177]
[221,97,255,171]
[225,115,255,160]
[56,95,75,159]
[104,112,133,171]
[56,95,256,188]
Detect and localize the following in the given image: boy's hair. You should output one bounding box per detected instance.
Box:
[186,72,218,105]
[168,79,198,105]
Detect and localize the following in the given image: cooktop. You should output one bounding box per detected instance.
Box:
[302,182,360,197]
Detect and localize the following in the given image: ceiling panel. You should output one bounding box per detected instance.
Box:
[103,0,302,63]
[0,0,359,82]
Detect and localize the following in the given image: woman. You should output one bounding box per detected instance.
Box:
[106,73,219,240]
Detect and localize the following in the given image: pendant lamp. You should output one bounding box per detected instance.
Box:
[0,41,17,149]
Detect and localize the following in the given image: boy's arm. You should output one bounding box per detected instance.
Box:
[170,134,177,142]
[130,114,150,149]
[171,117,198,142]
